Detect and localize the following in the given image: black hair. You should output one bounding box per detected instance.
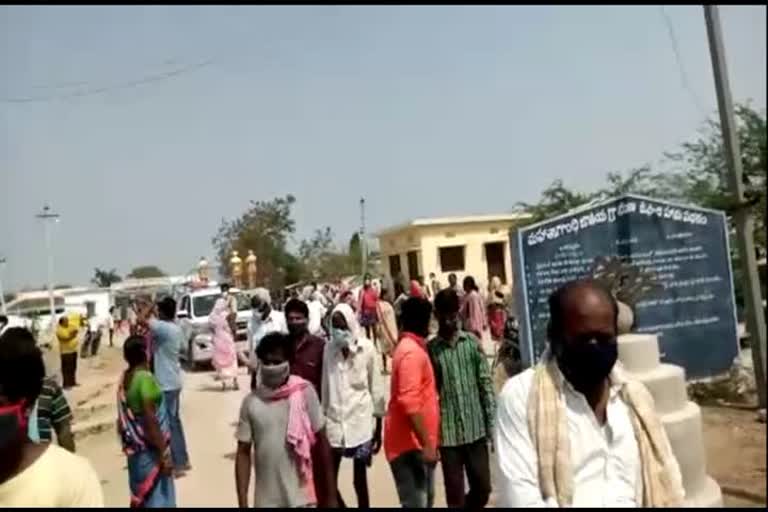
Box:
[463,275,478,291]
[448,273,458,282]
[547,279,619,344]
[0,327,44,404]
[221,283,231,293]
[256,331,289,361]
[434,289,460,315]
[123,335,148,367]
[394,281,405,297]
[400,297,433,336]
[0,315,7,325]
[284,298,309,318]
[58,316,67,326]
[157,297,176,320]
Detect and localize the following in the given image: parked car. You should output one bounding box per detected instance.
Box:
[177,287,252,369]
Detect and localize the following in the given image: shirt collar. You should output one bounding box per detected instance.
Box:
[400,331,427,349]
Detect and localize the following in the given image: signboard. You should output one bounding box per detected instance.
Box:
[511,194,739,379]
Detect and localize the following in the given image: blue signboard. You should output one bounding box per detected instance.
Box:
[511,194,739,379]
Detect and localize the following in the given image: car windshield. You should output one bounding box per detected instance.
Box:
[192,293,250,317]
[192,295,218,317]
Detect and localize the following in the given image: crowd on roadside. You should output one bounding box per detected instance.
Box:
[0,272,687,508]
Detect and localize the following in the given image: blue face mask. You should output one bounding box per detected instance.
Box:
[331,328,353,350]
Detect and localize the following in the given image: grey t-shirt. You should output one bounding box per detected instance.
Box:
[236,385,325,508]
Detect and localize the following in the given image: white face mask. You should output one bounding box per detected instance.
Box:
[331,328,353,350]
[260,361,290,389]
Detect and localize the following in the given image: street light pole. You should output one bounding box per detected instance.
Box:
[0,257,6,315]
[360,198,367,275]
[704,5,767,409]
[36,205,60,331]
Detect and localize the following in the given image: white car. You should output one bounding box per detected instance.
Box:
[176,287,252,369]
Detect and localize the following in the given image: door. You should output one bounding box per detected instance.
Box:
[407,251,420,281]
[485,242,507,284]
[389,254,402,279]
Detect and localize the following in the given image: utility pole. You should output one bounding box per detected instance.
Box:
[360,197,367,276]
[36,205,61,332]
[704,5,767,409]
[0,257,6,315]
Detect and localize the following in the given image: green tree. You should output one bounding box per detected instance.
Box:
[664,103,766,257]
[127,266,167,279]
[348,232,362,272]
[91,268,122,287]
[298,227,356,281]
[514,179,597,225]
[211,195,299,292]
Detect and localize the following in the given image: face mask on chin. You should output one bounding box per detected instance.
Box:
[260,361,290,389]
[555,336,618,396]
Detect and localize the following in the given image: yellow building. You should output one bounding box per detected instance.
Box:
[375,213,531,292]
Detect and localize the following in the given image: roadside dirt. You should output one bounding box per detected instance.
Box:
[701,404,766,507]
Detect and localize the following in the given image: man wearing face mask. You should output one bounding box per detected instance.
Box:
[495,279,685,507]
[284,299,325,399]
[235,332,337,508]
[322,303,384,508]
[246,289,287,390]
[0,328,103,506]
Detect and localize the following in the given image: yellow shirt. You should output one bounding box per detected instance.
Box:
[56,323,79,354]
[0,444,104,507]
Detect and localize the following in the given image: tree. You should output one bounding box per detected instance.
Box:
[298,227,357,281]
[127,266,167,279]
[211,195,299,291]
[514,179,597,225]
[664,103,766,257]
[348,232,362,272]
[92,268,122,288]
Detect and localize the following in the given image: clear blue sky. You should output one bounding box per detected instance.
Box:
[1,5,765,291]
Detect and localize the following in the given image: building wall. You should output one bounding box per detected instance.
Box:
[379,220,518,293]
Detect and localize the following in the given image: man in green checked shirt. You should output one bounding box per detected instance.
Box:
[428,288,496,508]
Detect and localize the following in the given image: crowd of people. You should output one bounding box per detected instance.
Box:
[0,272,686,508]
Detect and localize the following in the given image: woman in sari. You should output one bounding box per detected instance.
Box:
[210,298,240,391]
[117,335,176,508]
[487,276,507,343]
[375,287,398,375]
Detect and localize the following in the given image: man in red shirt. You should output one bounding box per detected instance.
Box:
[384,297,440,508]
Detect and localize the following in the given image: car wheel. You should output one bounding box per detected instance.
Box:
[185,341,200,372]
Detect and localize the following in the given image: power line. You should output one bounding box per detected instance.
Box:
[2,59,214,104]
[659,6,709,118]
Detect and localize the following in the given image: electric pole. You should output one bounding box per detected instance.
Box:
[36,205,61,332]
[0,257,6,315]
[704,5,767,409]
[360,197,367,276]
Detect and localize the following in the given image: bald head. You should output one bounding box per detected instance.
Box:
[548,279,618,345]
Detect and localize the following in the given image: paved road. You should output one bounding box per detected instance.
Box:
[78,368,453,508]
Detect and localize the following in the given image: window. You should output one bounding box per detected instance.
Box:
[439,246,465,272]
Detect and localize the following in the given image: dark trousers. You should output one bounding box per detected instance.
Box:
[332,449,370,508]
[389,450,435,508]
[439,438,491,508]
[61,352,78,388]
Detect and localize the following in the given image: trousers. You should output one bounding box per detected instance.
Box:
[439,438,491,508]
[162,389,190,469]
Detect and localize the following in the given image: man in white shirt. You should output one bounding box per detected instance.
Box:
[301,286,327,337]
[246,288,287,389]
[322,303,384,508]
[495,279,685,508]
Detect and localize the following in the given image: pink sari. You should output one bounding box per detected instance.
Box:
[210,299,238,379]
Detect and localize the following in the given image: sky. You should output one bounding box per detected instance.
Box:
[1,5,766,291]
